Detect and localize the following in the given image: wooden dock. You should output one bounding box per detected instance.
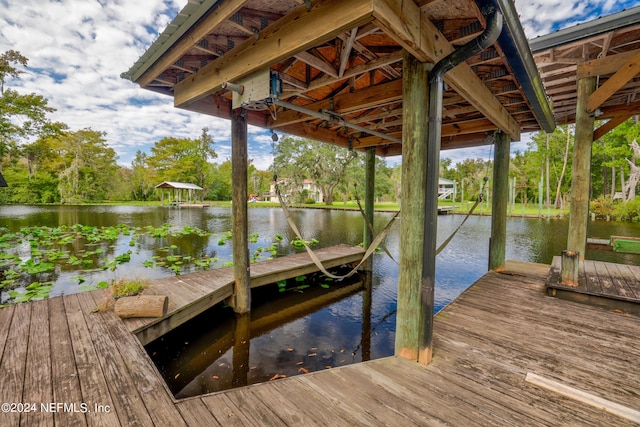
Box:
[547,256,640,315]
[128,244,365,345]
[1,260,639,426]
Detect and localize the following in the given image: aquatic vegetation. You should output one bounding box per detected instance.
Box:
[111,278,149,297]
[0,222,312,305]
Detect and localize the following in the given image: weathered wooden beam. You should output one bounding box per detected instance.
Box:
[577,49,640,79]
[270,79,402,127]
[231,108,250,313]
[372,0,520,140]
[363,147,375,271]
[339,28,358,78]
[586,50,640,113]
[174,0,375,107]
[294,50,338,78]
[489,131,510,271]
[395,52,429,363]
[567,76,597,260]
[593,114,632,141]
[137,0,248,87]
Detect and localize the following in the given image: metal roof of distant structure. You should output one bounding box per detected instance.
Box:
[530,6,640,126]
[529,6,640,52]
[155,181,204,190]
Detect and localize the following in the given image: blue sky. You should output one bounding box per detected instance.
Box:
[1,0,638,169]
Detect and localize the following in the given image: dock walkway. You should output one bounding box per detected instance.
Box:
[1,261,639,426]
[547,256,640,315]
[127,244,365,345]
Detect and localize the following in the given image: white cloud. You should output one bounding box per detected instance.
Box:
[0,0,634,169]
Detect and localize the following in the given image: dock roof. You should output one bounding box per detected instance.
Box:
[155,181,204,190]
[122,0,555,155]
[530,6,640,128]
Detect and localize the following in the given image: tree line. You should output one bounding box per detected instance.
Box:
[1,50,639,212]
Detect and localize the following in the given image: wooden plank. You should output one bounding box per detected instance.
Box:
[48,297,86,427]
[578,49,640,79]
[0,305,15,365]
[0,302,31,427]
[222,388,288,426]
[174,0,375,107]
[84,291,187,427]
[592,261,622,297]
[526,372,640,423]
[175,399,221,426]
[63,294,120,427]
[75,292,155,427]
[201,393,256,426]
[582,260,604,295]
[603,262,638,300]
[22,300,53,427]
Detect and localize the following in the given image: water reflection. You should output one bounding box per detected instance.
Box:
[148,273,367,398]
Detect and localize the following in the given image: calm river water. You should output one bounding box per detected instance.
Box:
[1,205,639,397]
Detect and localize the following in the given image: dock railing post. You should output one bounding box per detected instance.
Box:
[560,250,580,287]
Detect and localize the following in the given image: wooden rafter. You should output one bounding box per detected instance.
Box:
[372,0,520,140]
[294,50,338,78]
[593,115,631,141]
[173,0,376,107]
[339,28,358,77]
[137,0,248,88]
[586,50,640,113]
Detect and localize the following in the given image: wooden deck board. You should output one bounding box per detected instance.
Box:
[48,297,86,427]
[0,259,639,426]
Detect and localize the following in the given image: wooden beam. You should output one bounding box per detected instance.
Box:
[294,50,338,78]
[577,49,640,79]
[269,79,402,127]
[339,28,358,77]
[372,0,520,140]
[283,50,403,99]
[174,0,375,107]
[137,0,248,87]
[593,114,632,141]
[586,50,640,113]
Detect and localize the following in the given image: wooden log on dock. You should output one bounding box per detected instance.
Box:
[560,250,580,287]
[114,295,168,318]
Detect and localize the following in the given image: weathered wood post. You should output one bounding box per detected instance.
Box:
[560,250,580,286]
[489,131,510,271]
[395,52,429,363]
[363,147,376,270]
[231,107,251,313]
[567,76,597,259]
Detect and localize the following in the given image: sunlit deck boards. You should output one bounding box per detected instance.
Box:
[547,257,640,315]
[1,263,639,426]
[126,244,365,345]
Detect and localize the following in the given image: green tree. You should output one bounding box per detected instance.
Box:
[130,150,157,201]
[272,136,356,205]
[0,51,57,170]
[54,129,118,203]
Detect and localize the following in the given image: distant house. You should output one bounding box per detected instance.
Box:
[438,178,456,200]
[269,179,324,203]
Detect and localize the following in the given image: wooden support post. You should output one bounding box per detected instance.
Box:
[567,76,597,259]
[231,107,251,313]
[560,250,580,286]
[489,131,510,271]
[363,147,375,270]
[395,52,429,363]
